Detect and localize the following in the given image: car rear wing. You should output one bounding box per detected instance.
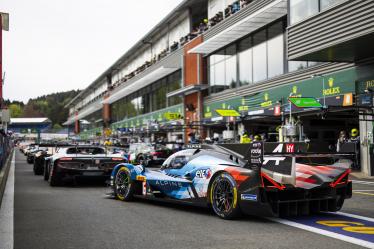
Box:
[192,142,353,186]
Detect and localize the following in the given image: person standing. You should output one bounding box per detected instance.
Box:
[349,128,360,169]
[336,130,348,152]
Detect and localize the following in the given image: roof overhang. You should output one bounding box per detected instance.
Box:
[63,101,102,126]
[188,0,287,55]
[103,66,179,104]
[167,84,209,98]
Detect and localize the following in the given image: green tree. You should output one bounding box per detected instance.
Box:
[53,123,63,130]
[9,104,24,118]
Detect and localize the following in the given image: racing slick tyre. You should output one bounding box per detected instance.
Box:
[33,162,43,175]
[210,172,241,219]
[44,162,50,181]
[114,167,135,201]
[49,165,63,187]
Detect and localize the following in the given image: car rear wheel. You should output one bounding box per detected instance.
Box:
[44,162,50,181]
[33,160,43,175]
[210,172,241,219]
[114,167,135,201]
[49,165,63,187]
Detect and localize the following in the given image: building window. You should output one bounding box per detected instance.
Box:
[320,0,345,10]
[290,0,346,24]
[225,45,237,89]
[110,70,181,122]
[267,22,284,78]
[238,37,252,86]
[288,61,321,72]
[209,49,234,94]
[289,0,319,24]
[208,19,288,94]
[288,61,308,72]
[253,30,267,82]
[168,70,182,106]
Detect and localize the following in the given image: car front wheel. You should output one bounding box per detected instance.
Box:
[114,167,135,201]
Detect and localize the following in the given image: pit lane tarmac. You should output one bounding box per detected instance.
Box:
[2,150,373,249]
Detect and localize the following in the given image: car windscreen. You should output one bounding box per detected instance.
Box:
[66,147,106,155]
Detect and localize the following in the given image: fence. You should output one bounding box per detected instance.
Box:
[0,133,13,171]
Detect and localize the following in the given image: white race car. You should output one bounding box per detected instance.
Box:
[44,145,126,186]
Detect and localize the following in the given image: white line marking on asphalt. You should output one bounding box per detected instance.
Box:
[0,151,15,249]
[354,190,374,192]
[336,212,374,222]
[352,180,374,185]
[269,217,374,249]
[354,192,374,196]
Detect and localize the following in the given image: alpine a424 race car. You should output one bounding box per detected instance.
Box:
[109,142,352,219]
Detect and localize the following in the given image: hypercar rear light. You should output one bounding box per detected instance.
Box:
[112,158,124,161]
[261,172,286,190]
[60,157,73,161]
[330,169,350,188]
[151,151,162,156]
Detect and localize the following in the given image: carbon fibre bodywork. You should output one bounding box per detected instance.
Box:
[110,143,352,217]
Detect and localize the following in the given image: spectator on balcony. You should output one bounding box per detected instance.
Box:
[198,22,207,33]
[170,41,179,51]
[232,1,240,13]
[240,0,251,8]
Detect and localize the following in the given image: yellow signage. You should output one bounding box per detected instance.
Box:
[104,128,112,137]
[164,112,182,120]
[323,78,341,96]
[215,109,240,117]
[261,93,272,107]
[238,106,249,111]
[204,112,212,118]
[366,79,374,89]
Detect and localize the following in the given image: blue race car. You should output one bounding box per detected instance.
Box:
[109,143,352,219]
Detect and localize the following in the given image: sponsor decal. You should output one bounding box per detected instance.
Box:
[241,194,257,201]
[164,112,182,120]
[239,98,249,111]
[291,85,302,97]
[323,78,341,96]
[195,169,212,179]
[185,144,201,149]
[286,144,295,153]
[261,93,272,107]
[216,109,240,117]
[239,105,249,111]
[262,156,286,166]
[249,142,263,169]
[205,106,213,117]
[155,180,182,188]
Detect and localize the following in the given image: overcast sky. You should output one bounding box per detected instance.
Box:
[0,0,183,103]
